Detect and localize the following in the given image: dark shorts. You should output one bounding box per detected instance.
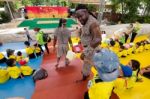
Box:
[29,53,36,59]
[0,57,7,63]
[36,52,41,57]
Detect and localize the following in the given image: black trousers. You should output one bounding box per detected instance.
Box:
[29,53,36,59]
[84,91,89,99]
[27,35,32,42]
[130,32,137,42]
[38,43,49,54]
[125,34,129,43]
[36,52,41,57]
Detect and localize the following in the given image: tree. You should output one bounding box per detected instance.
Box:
[110,0,141,22]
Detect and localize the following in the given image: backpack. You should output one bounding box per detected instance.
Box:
[43,33,51,42]
[32,68,48,82]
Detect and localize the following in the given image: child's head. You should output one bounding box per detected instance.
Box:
[109,39,115,47]
[34,43,38,47]
[6,49,15,57]
[135,42,141,48]
[128,59,140,78]
[6,59,16,67]
[102,31,106,34]
[129,60,140,71]
[34,27,40,32]
[24,41,30,47]
[24,28,27,30]
[17,51,22,56]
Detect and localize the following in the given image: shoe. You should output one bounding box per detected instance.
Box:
[55,64,59,69]
[65,59,70,66]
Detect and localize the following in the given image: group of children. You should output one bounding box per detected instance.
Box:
[0,41,43,83]
[101,37,150,58]
[84,48,142,99]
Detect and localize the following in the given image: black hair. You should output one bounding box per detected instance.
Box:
[131,59,140,79]
[6,59,16,67]
[110,39,115,47]
[6,49,15,57]
[17,51,22,56]
[58,18,67,28]
[24,41,30,46]
[75,4,97,19]
[136,42,141,47]
[34,43,38,46]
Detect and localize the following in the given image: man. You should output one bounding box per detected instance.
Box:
[130,21,141,42]
[75,4,102,81]
[124,23,134,43]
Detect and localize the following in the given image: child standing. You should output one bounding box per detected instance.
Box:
[24,41,36,59]
[53,18,73,69]
[24,28,32,42]
[6,59,22,79]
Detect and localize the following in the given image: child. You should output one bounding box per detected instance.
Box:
[34,43,42,57]
[6,49,16,60]
[84,49,120,99]
[6,59,22,79]
[16,51,23,62]
[24,28,32,42]
[19,59,34,76]
[101,31,107,43]
[128,59,141,81]
[116,60,141,90]
[24,41,36,59]
[0,52,7,63]
[140,65,150,79]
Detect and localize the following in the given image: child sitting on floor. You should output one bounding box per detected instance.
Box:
[16,51,23,62]
[6,49,16,60]
[0,52,7,64]
[24,41,36,59]
[6,59,22,79]
[19,59,35,76]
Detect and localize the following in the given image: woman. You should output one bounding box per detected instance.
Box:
[34,28,49,54]
[53,18,73,69]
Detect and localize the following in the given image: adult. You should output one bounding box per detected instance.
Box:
[130,22,141,42]
[53,18,73,69]
[75,4,102,81]
[34,28,49,54]
[24,28,32,42]
[124,23,134,43]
